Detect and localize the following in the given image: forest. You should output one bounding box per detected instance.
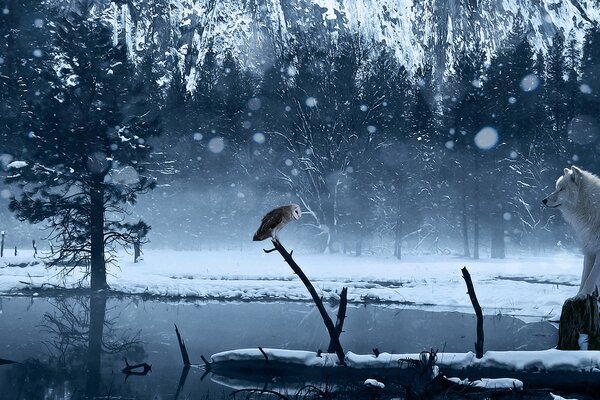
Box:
[1,0,599,259]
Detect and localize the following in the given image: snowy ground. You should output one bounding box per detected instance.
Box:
[0,248,583,320]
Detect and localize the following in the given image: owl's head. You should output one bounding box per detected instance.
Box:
[291,204,301,220]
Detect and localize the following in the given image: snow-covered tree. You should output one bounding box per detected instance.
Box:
[6,2,160,289]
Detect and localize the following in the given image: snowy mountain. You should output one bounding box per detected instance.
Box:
[60,0,600,91]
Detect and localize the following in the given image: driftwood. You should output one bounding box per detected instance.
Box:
[122,359,152,375]
[265,240,346,364]
[557,291,600,350]
[461,267,484,358]
[327,287,348,353]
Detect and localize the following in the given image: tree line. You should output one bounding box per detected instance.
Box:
[1,1,599,289]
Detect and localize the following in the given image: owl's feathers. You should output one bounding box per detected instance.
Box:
[253,204,301,241]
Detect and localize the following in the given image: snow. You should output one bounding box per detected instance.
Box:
[211,347,600,374]
[364,379,385,389]
[474,127,499,150]
[211,348,339,367]
[447,377,523,390]
[0,249,584,319]
[550,393,578,400]
[6,161,27,169]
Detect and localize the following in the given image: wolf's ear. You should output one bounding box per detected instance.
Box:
[564,167,572,175]
[571,166,583,185]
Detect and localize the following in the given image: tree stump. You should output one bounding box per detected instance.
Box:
[557,292,600,350]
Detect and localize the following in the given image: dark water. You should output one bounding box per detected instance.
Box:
[0,296,560,399]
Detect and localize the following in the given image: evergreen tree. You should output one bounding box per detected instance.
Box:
[545,32,570,153]
[0,0,47,158]
[6,3,160,289]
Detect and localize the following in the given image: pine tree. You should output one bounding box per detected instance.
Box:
[6,3,160,289]
[0,0,47,157]
[545,32,569,149]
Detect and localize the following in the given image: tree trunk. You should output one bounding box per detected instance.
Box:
[355,239,362,257]
[473,161,480,260]
[461,191,470,258]
[134,238,141,263]
[490,203,505,259]
[86,294,107,397]
[557,293,600,350]
[394,219,402,260]
[90,177,108,290]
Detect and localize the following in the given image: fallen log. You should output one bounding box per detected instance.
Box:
[208,348,600,394]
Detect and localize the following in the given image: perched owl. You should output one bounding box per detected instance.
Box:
[253,204,301,241]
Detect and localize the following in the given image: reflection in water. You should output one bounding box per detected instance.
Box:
[86,294,105,397]
[5,295,144,399]
[0,297,561,399]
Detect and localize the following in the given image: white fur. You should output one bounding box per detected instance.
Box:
[543,166,600,296]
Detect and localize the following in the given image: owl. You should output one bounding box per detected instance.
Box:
[253,204,301,242]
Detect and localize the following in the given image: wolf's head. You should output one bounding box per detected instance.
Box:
[542,166,584,209]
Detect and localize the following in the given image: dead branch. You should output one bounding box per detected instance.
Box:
[175,324,191,366]
[258,347,269,362]
[121,358,152,375]
[327,287,348,353]
[461,267,484,358]
[264,240,345,364]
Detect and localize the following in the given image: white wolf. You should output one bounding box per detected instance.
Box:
[543,166,600,296]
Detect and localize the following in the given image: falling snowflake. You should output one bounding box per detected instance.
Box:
[208,137,225,153]
[247,98,262,111]
[520,74,540,92]
[252,132,265,144]
[305,97,317,108]
[474,127,499,150]
[580,84,592,94]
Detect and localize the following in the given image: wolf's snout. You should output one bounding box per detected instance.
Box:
[542,198,548,205]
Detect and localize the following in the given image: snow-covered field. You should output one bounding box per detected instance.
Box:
[0,248,583,320]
